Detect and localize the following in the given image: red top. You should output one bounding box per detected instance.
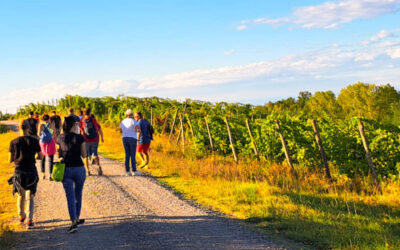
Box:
[80,116,101,143]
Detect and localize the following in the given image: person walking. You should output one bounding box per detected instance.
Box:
[50,110,62,138]
[19,112,39,137]
[134,112,152,169]
[9,122,43,229]
[56,116,87,233]
[80,108,104,176]
[78,110,83,120]
[34,112,40,123]
[66,108,81,134]
[39,115,57,180]
[120,109,140,176]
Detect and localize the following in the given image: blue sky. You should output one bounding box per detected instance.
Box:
[1,0,400,112]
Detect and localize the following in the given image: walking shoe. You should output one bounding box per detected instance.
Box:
[98,166,103,176]
[68,223,78,233]
[138,162,147,169]
[76,219,85,227]
[132,171,141,176]
[19,217,25,223]
[125,172,131,176]
[26,221,34,229]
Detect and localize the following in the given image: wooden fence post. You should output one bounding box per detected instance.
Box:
[161,110,170,134]
[275,120,296,175]
[358,120,379,188]
[186,114,195,138]
[205,117,214,151]
[150,107,153,126]
[180,114,185,151]
[245,118,260,161]
[169,110,178,141]
[225,117,238,162]
[311,120,331,180]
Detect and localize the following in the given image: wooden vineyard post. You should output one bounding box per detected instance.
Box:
[169,110,178,141]
[358,120,379,188]
[205,117,214,151]
[245,118,260,161]
[150,107,153,126]
[161,110,170,134]
[225,117,238,162]
[185,114,195,138]
[275,120,296,176]
[180,114,185,151]
[176,114,185,148]
[311,120,331,180]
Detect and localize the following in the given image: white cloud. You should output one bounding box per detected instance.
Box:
[2,37,400,113]
[236,25,248,31]
[371,30,395,41]
[389,48,400,58]
[238,0,400,30]
[136,38,400,90]
[99,80,137,94]
[0,80,138,113]
[223,49,236,55]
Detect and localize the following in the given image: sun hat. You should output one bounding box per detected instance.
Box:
[125,109,133,116]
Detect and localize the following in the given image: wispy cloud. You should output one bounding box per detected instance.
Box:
[0,80,136,113]
[238,0,400,30]
[223,49,236,55]
[236,25,248,31]
[2,35,400,113]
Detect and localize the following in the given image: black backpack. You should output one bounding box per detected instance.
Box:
[83,118,98,139]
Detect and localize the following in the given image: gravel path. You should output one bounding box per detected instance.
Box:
[3,121,285,249]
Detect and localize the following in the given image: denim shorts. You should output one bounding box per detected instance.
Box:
[86,142,99,157]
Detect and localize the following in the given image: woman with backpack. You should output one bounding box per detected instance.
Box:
[39,114,56,180]
[57,116,87,233]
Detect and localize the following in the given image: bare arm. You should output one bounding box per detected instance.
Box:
[98,127,104,143]
[39,123,44,134]
[36,152,44,161]
[8,152,13,164]
[136,124,141,140]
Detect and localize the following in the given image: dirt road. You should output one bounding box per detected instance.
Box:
[3,121,285,249]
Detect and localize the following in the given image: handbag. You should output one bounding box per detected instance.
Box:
[52,161,65,182]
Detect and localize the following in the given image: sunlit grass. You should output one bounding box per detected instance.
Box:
[0,131,19,248]
[99,127,400,249]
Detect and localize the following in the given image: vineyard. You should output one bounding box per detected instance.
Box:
[11,82,400,248]
[13,82,400,182]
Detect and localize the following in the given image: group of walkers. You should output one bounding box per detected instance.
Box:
[9,107,152,233]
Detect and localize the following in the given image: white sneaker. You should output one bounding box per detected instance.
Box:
[132,171,141,176]
[125,172,131,176]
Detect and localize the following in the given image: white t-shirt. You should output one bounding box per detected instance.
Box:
[120,118,138,139]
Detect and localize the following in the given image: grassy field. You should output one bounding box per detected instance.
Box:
[99,127,400,249]
[0,129,19,248]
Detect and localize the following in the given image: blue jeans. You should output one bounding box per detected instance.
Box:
[62,167,86,221]
[123,137,137,172]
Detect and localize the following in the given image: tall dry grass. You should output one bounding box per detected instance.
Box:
[0,131,19,248]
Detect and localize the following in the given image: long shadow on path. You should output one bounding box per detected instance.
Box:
[15,215,280,249]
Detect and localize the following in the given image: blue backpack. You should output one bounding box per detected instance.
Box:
[40,124,53,143]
